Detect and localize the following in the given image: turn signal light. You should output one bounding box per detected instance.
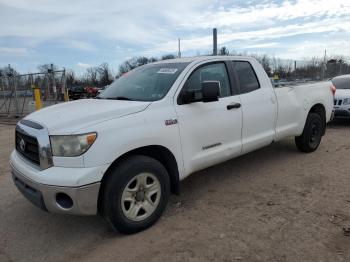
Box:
[86,133,97,145]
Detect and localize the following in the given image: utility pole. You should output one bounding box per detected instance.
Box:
[322,49,326,80]
[178,38,181,58]
[213,28,217,56]
[51,64,56,95]
[11,64,20,116]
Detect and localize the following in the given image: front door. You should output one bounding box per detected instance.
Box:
[175,62,243,175]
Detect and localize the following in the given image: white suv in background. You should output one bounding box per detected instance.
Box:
[332,74,350,119]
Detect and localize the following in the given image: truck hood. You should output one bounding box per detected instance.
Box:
[25,99,151,134]
[335,89,350,99]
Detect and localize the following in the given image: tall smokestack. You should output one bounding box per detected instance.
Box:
[213,28,217,56]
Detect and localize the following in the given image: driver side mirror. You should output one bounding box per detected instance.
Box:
[202,81,220,102]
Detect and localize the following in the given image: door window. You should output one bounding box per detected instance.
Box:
[182,63,231,100]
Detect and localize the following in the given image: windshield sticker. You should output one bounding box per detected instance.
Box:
[157,68,178,74]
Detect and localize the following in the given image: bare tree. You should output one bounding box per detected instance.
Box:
[118,58,138,76]
[7,52,348,87]
[37,64,58,73]
[66,70,76,88]
[252,54,272,76]
[161,54,176,60]
[86,67,98,86]
[117,56,155,77]
[0,65,18,77]
[218,46,230,55]
[98,63,113,86]
[136,57,149,66]
[148,57,158,63]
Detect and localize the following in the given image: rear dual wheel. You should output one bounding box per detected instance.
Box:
[102,155,170,234]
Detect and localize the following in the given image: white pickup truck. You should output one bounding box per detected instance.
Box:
[10,56,334,234]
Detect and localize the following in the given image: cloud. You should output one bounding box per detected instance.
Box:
[0,0,210,43]
[0,0,349,70]
[276,39,350,60]
[1,0,348,46]
[148,17,349,53]
[77,62,92,69]
[244,43,279,49]
[0,47,28,55]
[175,0,350,29]
[60,39,96,51]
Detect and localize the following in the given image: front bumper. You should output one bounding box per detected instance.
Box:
[333,108,350,119]
[10,151,106,215]
[10,160,101,215]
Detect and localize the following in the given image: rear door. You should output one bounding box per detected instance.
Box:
[228,60,277,153]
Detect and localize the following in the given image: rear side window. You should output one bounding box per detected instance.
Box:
[232,61,260,94]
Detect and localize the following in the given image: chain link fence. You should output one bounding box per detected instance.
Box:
[0,67,67,118]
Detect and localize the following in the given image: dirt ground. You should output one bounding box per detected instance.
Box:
[1,121,350,262]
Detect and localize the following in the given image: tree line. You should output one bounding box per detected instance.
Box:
[216,47,350,80]
[1,48,350,89]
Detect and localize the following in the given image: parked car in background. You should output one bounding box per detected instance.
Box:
[68,86,87,100]
[0,90,12,98]
[23,90,33,97]
[85,86,99,98]
[332,74,350,119]
[10,56,334,234]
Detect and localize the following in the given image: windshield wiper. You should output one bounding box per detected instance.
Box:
[97,96,137,101]
[108,96,134,101]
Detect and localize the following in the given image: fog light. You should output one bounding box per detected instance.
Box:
[56,193,73,209]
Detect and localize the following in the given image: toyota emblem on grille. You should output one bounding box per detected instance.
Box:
[19,138,26,152]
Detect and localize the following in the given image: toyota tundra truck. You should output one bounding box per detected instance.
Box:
[10,56,335,234]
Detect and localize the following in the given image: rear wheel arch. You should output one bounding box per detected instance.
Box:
[97,145,180,214]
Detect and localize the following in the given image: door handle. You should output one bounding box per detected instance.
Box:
[227,102,241,110]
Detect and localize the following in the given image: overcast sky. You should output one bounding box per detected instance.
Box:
[0,0,349,73]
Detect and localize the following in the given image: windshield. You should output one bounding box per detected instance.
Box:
[99,62,189,101]
[332,76,350,89]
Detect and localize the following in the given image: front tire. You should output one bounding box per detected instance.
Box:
[295,113,324,153]
[102,155,170,234]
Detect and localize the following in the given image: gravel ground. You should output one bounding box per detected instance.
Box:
[1,121,350,262]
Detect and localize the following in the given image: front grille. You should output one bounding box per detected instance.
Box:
[16,130,40,165]
[335,99,343,106]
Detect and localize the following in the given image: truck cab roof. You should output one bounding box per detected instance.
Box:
[153,56,255,65]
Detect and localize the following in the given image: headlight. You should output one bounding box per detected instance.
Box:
[50,133,97,157]
[343,98,350,105]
